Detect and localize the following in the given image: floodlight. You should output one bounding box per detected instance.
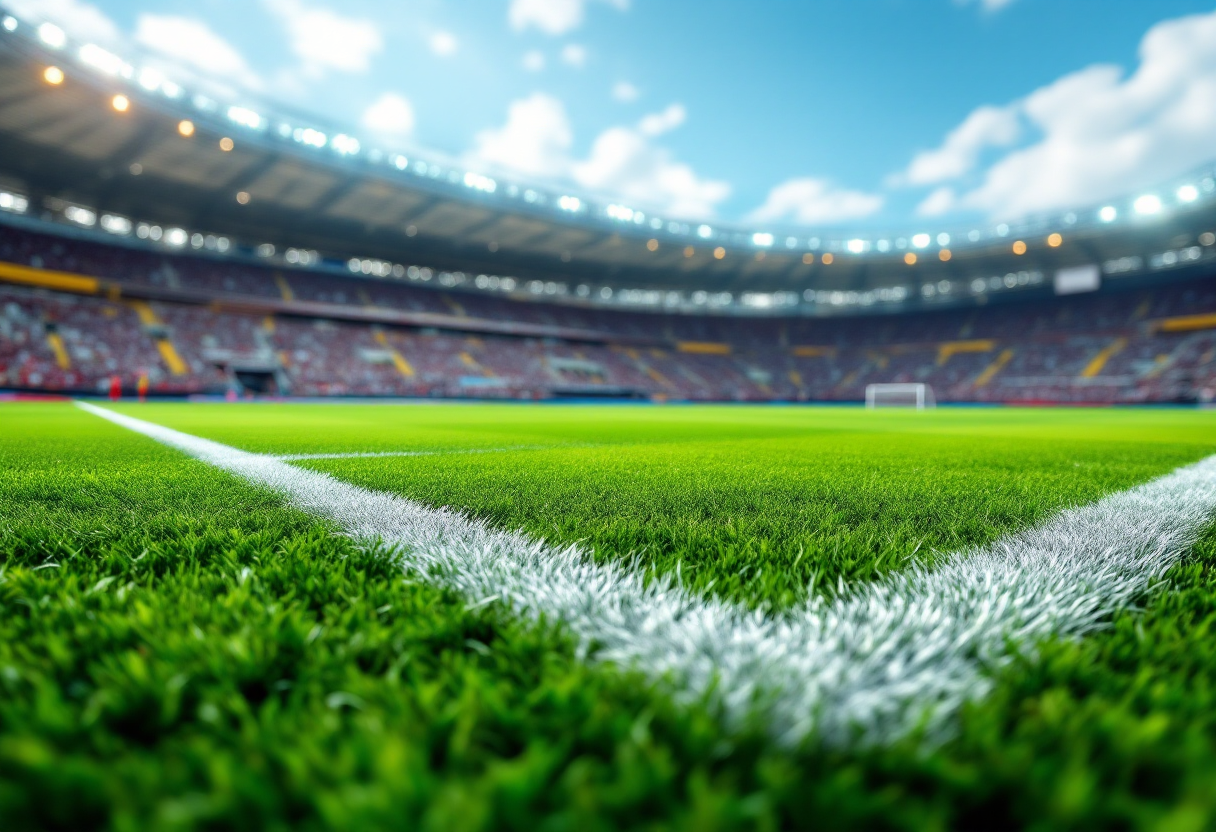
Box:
[1099,206,1117,222]
[43,66,64,85]
[111,94,129,112]
[1177,184,1199,203]
[752,232,773,247]
[697,224,712,239]
[1134,194,1162,215]
[177,120,194,137]
[911,233,930,248]
[936,232,950,246]
[2,16,17,32]
[847,239,866,253]
[38,23,65,48]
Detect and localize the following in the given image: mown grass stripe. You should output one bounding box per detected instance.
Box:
[76,401,1216,747]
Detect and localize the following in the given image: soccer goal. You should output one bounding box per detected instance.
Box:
[865,383,936,410]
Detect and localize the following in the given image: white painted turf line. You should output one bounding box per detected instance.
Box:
[77,401,1216,747]
[271,445,561,461]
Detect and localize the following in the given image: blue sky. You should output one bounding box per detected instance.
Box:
[9,0,1216,228]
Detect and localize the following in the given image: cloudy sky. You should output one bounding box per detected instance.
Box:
[8,0,1216,228]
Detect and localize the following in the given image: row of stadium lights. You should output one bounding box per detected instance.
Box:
[13,11,1215,258]
[38,54,1085,266]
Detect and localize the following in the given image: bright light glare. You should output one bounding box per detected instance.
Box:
[463,172,497,193]
[177,120,194,137]
[847,238,867,254]
[1099,206,1117,222]
[752,232,774,247]
[1134,194,1162,215]
[331,134,360,155]
[79,44,128,77]
[227,106,262,130]
[43,66,64,85]
[111,94,129,113]
[38,23,65,48]
[911,233,930,248]
[1178,184,1199,203]
[936,232,950,246]
[697,224,713,239]
[2,16,17,32]
[558,195,581,211]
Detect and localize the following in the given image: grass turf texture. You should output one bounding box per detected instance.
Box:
[0,401,1214,830]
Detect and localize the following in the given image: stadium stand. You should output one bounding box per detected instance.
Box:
[1,223,1214,403]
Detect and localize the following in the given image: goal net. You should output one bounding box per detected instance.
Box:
[865,383,936,410]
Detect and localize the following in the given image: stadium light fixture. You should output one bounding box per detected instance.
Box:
[1134,194,1162,215]
[911,233,930,248]
[646,238,659,252]
[821,253,834,265]
[904,252,917,265]
[558,195,581,212]
[43,66,64,85]
[936,233,950,246]
[219,137,234,151]
[178,120,194,137]
[111,94,129,113]
[1099,205,1117,222]
[1178,184,1199,203]
[79,44,129,77]
[227,106,263,130]
[236,191,250,205]
[331,134,361,155]
[1047,232,1062,247]
[38,23,65,48]
[713,246,726,260]
[938,249,951,262]
[847,239,867,254]
[697,224,713,239]
[2,16,17,32]
[1012,240,1027,255]
[752,232,774,247]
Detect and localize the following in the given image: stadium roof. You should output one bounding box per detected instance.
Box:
[2,7,1216,316]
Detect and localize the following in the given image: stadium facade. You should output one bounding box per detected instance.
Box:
[1,6,1215,404]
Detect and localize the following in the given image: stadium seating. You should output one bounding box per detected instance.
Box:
[1,224,1214,402]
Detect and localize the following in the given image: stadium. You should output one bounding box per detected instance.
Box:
[3,1,1216,829]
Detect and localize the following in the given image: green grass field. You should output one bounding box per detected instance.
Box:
[4,401,1216,830]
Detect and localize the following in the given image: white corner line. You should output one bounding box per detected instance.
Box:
[74,401,1216,747]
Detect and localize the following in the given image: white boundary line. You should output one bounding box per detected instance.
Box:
[76,401,1216,747]
[273,445,558,461]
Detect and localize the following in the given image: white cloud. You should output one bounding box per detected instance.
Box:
[612,81,639,102]
[637,103,686,137]
[916,186,957,217]
[748,178,884,225]
[468,94,727,218]
[573,127,730,218]
[430,31,457,57]
[522,50,546,71]
[135,15,261,89]
[263,0,382,75]
[895,105,1020,186]
[5,0,120,44]
[561,43,587,67]
[362,92,415,137]
[928,7,1216,219]
[508,0,628,36]
[469,93,573,179]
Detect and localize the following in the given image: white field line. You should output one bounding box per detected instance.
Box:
[272,445,561,461]
[76,401,1216,747]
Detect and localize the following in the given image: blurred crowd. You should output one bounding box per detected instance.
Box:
[1,225,1214,403]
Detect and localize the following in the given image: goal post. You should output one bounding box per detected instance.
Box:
[865,383,936,410]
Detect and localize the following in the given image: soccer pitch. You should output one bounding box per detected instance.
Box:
[4,402,1216,829]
